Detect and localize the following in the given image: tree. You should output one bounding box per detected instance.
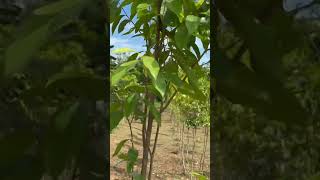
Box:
[110,0,210,179]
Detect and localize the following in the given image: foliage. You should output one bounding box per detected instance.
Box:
[0,0,108,179]
[110,0,209,178]
[213,1,320,180]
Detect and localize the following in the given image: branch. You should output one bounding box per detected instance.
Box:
[288,1,319,15]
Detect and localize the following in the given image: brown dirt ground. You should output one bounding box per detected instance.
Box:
[110,112,210,179]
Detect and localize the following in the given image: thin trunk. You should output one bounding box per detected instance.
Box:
[181,124,187,174]
[141,97,149,177]
[186,127,190,172]
[127,117,135,149]
[191,128,196,173]
[148,122,160,179]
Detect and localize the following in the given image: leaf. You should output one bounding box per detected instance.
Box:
[111,60,139,86]
[185,15,200,35]
[127,148,138,173]
[191,172,207,180]
[44,101,89,177]
[34,0,86,15]
[124,94,138,117]
[148,102,161,124]
[46,71,107,100]
[166,0,184,22]
[153,72,166,98]
[142,56,159,80]
[118,19,130,33]
[4,23,50,75]
[214,49,308,126]
[137,3,150,18]
[112,15,124,34]
[113,139,130,157]
[4,0,88,76]
[175,24,190,49]
[195,0,205,9]
[54,102,80,132]
[112,47,136,54]
[110,103,124,132]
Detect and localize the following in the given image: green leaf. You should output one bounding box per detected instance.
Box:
[185,15,200,35]
[112,47,136,54]
[112,15,124,34]
[137,3,150,18]
[175,24,190,49]
[125,94,138,117]
[54,102,80,132]
[110,103,124,132]
[4,23,50,75]
[153,72,166,98]
[44,102,89,178]
[4,0,88,76]
[34,0,86,15]
[142,56,159,80]
[118,19,130,33]
[111,60,139,86]
[127,148,138,173]
[166,0,184,22]
[149,102,161,124]
[113,139,130,157]
[195,0,205,9]
[214,49,308,126]
[46,71,107,100]
[191,172,207,180]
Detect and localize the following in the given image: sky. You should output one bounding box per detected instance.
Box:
[110,5,210,65]
[110,0,319,66]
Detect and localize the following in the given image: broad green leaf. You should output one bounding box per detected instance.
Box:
[152,72,166,98]
[137,3,150,18]
[112,47,136,54]
[124,94,138,117]
[46,71,107,100]
[112,15,124,34]
[195,0,205,9]
[166,0,184,22]
[214,49,308,126]
[113,139,130,157]
[142,56,159,80]
[34,0,86,15]
[162,8,180,27]
[110,103,124,132]
[118,19,130,33]
[185,15,200,35]
[4,0,88,75]
[148,102,161,124]
[191,172,207,180]
[54,102,80,132]
[44,102,89,177]
[175,25,190,49]
[127,148,138,173]
[111,60,139,86]
[4,23,49,75]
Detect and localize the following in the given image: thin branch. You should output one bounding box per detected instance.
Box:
[288,1,319,15]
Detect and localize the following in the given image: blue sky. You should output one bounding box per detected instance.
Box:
[110,5,210,65]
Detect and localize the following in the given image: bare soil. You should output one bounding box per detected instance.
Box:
[110,112,210,179]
